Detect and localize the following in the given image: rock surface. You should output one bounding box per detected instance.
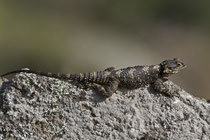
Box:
[0,73,209,140]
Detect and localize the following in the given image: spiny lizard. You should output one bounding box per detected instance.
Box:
[0,58,186,97]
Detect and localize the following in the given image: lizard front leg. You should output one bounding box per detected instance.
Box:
[153,78,180,96]
[93,77,120,97]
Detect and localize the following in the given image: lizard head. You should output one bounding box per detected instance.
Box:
[160,58,186,77]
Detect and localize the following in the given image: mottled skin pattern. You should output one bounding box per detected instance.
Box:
[0,58,186,97]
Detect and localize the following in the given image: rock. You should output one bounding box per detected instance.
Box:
[0,73,209,140]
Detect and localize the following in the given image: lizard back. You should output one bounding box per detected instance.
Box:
[112,65,162,88]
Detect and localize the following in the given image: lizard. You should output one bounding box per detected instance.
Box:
[0,58,186,97]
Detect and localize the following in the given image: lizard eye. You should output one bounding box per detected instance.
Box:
[177,62,182,67]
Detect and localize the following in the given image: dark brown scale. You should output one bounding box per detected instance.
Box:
[97,71,103,83]
[74,74,80,81]
[83,73,86,81]
[101,71,107,83]
[70,74,76,80]
[52,73,59,78]
[59,73,66,79]
[88,72,93,81]
[87,72,90,81]
[95,72,98,83]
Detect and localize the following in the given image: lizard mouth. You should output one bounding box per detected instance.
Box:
[162,65,186,77]
[175,65,187,72]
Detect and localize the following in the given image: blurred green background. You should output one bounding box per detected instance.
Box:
[1,1,210,99]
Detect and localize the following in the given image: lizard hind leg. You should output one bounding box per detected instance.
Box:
[92,77,120,97]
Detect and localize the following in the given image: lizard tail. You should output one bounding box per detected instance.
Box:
[0,69,75,80]
[74,71,109,83]
[0,69,30,77]
[0,69,110,83]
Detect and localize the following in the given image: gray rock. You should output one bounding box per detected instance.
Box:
[0,73,209,140]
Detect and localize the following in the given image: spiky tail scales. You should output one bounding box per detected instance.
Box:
[0,69,111,84]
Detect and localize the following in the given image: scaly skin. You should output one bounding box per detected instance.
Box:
[0,58,186,97]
